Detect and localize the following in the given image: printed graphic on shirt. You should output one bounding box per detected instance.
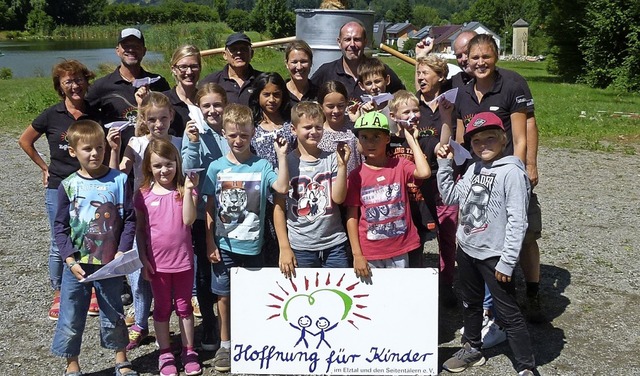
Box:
[368,218,408,240]
[461,173,496,235]
[361,182,406,240]
[361,182,401,205]
[290,172,333,222]
[64,180,124,264]
[216,172,262,240]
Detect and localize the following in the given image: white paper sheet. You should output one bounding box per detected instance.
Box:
[132,76,161,88]
[429,87,458,106]
[449,136,472,165]
[330,134,355,144]
[104,120,134,132]
[80,248,142,283]
[187,104,206,134]
[360,92,394,106]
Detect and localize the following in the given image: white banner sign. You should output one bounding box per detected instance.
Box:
[231,267,439,375]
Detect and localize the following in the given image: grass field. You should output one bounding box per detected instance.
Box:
[1,49,639,154]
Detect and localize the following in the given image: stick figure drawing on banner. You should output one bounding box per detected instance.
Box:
[315,316,338,349]
[290,315,313,348]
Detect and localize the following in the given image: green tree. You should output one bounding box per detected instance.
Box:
[580,0,640,91]
[251,0,295,37]
[25,8,54,34]
[226,8,250,32]
[412,5,440,28]
[214,0,227,20]
[390,0,412,23]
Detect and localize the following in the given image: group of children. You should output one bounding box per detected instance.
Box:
[47,51,535,376]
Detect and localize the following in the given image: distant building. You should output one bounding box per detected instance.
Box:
[372,21,393,47]
[385,22,417,50]
[512,18,529,56]
[450,22,502,53]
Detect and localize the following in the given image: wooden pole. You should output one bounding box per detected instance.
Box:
[200,36,297,57]
[379,43,416,66]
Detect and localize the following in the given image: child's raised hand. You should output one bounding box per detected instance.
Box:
[185,171,200,189]
[185,120,200,143]
[360,101,376,114]
[336,142,351,167]
[436,144,454,160]
[347,101,361,122]
[106,127,121,150]
[135,86,149,107]
[273,135,289,157]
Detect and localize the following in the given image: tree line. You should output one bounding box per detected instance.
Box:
[0,0,638,92]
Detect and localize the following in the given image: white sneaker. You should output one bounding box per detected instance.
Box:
[460,313,492,335]
[481,319,507,349]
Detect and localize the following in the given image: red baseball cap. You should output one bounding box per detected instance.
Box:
[464,112,505,142]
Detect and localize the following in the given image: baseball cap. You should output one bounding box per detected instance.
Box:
[464,112,505,141]
[225,32,252,47]
[354,111,390,133]
[118,28,144,45]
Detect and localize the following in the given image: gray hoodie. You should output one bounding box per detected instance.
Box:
[437,156,530,276]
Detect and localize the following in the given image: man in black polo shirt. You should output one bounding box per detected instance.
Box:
[199,32,263,105]
[86,28,170,136]
[310,20,405,101]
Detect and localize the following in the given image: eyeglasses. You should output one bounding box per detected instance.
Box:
[61,78,86,88]
[174,64,201,73]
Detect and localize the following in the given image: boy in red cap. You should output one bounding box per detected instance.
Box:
[436,112,535,376]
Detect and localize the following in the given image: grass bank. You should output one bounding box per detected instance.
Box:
[1,52,639,154]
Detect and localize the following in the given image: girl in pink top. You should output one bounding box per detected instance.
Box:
[134,138,201,376]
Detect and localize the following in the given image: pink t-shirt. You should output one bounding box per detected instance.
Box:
[345,157,420,261]
[134,188,194,273]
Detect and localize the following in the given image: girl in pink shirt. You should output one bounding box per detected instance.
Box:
[134,138,201,376]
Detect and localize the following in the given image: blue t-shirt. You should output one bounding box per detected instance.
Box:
[202,155,278,255]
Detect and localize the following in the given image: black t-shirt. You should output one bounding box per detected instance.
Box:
[163,87,189,137]
[388,135,437,233]
[310,58,405,103]
[199,64,263,106]
[31,101,101,189]
[454,69,528,156]
[86,67,171,153]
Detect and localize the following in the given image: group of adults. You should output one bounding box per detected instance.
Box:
[19,20,545,332]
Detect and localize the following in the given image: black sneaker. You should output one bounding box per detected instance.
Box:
[443,342,486,373]
[525,294,547,324]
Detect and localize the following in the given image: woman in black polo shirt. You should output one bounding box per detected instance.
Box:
[18,60,99,321]
[163,44,202,137]
[284,40,318,108]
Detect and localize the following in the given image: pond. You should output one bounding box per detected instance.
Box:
[0,39,164,78]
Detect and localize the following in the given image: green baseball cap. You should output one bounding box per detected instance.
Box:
[354,111,390,133]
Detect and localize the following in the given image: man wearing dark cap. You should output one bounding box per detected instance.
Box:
[86,28,170,128]
[310,21,405,101]
[199,32,263,105]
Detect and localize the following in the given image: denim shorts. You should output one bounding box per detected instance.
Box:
[292,242,349,268]
[51,264,128,357]
[211,250,264,296]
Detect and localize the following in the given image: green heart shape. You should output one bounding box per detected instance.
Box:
[282,289,353,321]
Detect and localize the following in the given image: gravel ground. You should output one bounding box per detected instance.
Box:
[1,135,639,376]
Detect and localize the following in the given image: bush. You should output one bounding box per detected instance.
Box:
[226,9,251,32]
[0,68,12,80]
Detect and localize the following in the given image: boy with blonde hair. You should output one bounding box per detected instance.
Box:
[274,102,351,278]
[53,120,137,376]
[202,104,289,372]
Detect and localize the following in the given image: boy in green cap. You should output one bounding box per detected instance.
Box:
[344,111,431,278]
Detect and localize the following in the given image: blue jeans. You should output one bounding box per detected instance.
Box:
[51,264,128,357]
[128,239,152,330]
[292,242,349,268]
[46,188,63,290]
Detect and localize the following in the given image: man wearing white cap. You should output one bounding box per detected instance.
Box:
[86,28,170,130]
